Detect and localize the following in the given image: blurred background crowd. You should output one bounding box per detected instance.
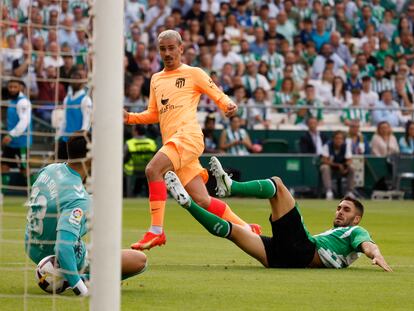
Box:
[1,0,414,198]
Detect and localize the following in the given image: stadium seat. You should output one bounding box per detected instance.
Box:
[262,139,289,153]
[389,154,414,194]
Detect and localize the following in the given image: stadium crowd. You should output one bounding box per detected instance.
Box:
[1,0,414,197]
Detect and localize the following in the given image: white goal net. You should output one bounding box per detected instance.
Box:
[0,1,123,310]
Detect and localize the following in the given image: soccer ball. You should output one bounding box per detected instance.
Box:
[35,255,67,294]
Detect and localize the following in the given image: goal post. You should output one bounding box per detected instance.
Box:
[90,0,124,310]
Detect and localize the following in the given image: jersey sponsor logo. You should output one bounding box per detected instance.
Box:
[161,94,169,105]
[69,208,83,226]
[159,103,184,114]
[175,78,185,88]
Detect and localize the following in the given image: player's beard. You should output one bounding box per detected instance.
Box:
[8,92,19,100]
[333,217,352,227]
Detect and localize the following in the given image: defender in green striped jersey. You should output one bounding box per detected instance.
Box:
[166,157,392,272]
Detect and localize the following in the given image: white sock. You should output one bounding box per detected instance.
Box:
[149,225,163,234]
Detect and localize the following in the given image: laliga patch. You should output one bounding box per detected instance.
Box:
[69,208,83,226]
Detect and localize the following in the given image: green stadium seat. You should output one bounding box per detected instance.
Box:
[262,139,289,153]
[390,154,414,195]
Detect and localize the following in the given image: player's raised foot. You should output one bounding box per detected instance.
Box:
[164,171,190,207]
[249,223,262,235]
[209,156,232,197]
[131,231,166,250]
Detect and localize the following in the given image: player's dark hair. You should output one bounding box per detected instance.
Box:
[405,121,413,145]
[340,196,364,216]
[67,131,91,160]
[332,130,344,139]
[8,78,25,87]
[230,115,241,122]
[133,124,146,136]
[171,8,181,15]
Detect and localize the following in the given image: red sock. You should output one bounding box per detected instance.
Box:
[207,197,226,217]
[148,181,167,227]
[208,197,248,227]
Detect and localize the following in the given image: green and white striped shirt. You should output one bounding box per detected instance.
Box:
[261,52,285,70]
[273,92,297,112]
[341,106,370,125]
[224,128,250,155]
[296,98,324,124]
[310,226,373,269]
[371,78,393,93]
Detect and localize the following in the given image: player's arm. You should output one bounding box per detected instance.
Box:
[320,144,334,166]
[193,68,237,117]
[219,129,236,151]
[124,80,159,124]
[344,141,353,168]
[56,97,67,139]
[80,95,92,131]
[9,98,31,138]
[360,241,392,272]
[56,230,89,295]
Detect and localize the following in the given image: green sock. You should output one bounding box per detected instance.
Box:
[185,199,231,238]
[231,179,277,199]
[2,174,10,193]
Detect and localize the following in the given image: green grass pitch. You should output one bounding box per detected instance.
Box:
[1,197,414,311]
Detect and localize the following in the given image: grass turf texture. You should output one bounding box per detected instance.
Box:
[1,197,413,311]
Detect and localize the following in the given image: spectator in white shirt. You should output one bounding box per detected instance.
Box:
[372,90,405,127]
[370,121,400,156]
[247,87,272,129]
[43,41,64,69]
[144,0,171,41]
[124,0,145,32]
[242,60,271,97]
[360,76,379,109]
[212,39,244,76]
[124,83,148,113]
[312,43,345,79]
[201,0,220,15]
[1,32,23,77]
[58,16,78,49]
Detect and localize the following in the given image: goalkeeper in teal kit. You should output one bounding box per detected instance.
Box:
[165,156,392,272]
[25,132,147,296]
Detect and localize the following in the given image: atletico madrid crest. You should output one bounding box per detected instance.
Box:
[175,78,185,88]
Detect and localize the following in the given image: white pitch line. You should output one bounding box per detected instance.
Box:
[0,293,86,300]
[0,229,24,232]
[0,212,26,217]
[1,263,413,274]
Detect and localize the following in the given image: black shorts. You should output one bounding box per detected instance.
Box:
[260,206,316,268]
[1,146,27,169]
[57,139,68,161]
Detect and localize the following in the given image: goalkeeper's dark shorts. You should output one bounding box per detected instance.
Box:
[260,206,316,268]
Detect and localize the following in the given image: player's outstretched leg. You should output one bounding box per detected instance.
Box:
[209,156,277,198]
[165,171,232,237]
[165,171,268,266]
